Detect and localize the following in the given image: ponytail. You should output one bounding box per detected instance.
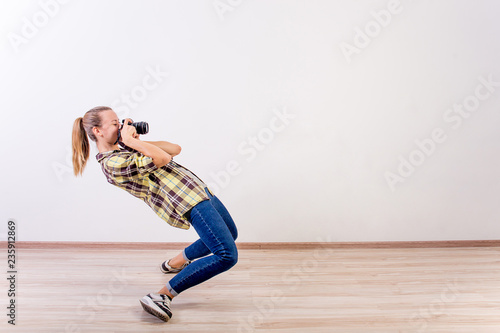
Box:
[72,106,112,176]
[72,117,90,176]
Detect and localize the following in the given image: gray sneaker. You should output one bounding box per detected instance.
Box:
[140,293,173,322]
[160,259,191,274]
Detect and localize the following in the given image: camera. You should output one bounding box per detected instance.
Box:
[122,119,149,135]
[114,119,149,144]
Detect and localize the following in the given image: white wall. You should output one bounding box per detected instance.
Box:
[1,0,499,243]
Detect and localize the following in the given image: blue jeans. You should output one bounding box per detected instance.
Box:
[166,187,238,296]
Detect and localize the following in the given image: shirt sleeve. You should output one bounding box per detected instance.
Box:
[105,151,158,183]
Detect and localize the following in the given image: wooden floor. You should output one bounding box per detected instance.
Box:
[3,246,500,332]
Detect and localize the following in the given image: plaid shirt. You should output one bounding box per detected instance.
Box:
[95,143,213,229]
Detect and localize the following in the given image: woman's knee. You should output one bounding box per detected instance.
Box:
[219,243,238,269]
[231,227,238,241]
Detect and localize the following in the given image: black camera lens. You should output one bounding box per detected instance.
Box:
[133,121,149,135]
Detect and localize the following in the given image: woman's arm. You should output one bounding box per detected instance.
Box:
[144,141,182,156]
[121,121,171,167]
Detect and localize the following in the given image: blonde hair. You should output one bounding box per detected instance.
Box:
[72,106,112,176]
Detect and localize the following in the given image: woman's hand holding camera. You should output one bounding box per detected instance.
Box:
[119,118,171,167]
[121,118,140,143]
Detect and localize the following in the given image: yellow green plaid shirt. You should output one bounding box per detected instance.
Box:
[96,144,213,229]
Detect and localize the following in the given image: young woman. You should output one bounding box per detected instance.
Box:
[72,106,238,322]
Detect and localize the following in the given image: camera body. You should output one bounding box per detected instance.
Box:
[114,119,149,144]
